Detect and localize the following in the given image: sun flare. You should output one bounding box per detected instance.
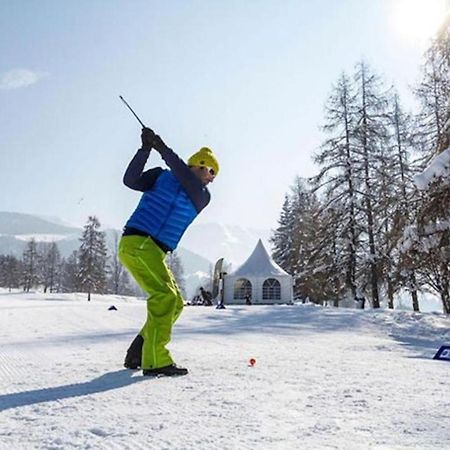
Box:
[391,0,448,42]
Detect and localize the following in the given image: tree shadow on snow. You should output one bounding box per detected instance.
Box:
[176,305,370,337]
[0,369,145,412]
[387,333,445,360]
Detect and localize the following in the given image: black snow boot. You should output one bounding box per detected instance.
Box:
[143,364,188,377]
[124,334,144,369]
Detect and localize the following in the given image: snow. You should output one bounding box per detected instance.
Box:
[13,234,73,243]
[414,146,450,190]
[1,290,450,449]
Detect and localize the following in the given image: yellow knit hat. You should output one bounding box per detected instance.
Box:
[187,147,220,176]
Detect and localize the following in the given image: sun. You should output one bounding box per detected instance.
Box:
[391,0,448,43]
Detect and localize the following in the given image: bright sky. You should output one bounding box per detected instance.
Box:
[1,0,448,231]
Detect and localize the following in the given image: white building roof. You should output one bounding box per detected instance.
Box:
[230,239,290,277]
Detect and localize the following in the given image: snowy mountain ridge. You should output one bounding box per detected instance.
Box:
[0,212,272,264]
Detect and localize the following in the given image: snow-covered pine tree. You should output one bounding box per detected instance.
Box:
[166,251,186,298]
[271,178,325,302]
[414,15,450,164]
[40,242,61,293]
[401,149,450,313]
[400,17,450,314]
[271,195,295,272]
[22,238,40,292]
[310,72,361,303]
[78,216,108,301]
[288,178,323,301]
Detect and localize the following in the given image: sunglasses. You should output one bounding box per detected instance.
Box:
[201,166,215,176]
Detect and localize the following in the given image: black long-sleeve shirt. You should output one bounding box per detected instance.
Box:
[123,146,210,213]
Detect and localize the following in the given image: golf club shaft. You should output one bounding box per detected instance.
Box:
[119,95,147,128]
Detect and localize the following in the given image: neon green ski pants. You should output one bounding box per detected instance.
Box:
[118,235,184,369]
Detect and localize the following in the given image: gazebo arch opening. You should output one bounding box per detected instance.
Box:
[234,278,252,300]
[263,278,281,300]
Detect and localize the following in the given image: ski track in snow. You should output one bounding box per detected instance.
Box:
[1,291,450,449]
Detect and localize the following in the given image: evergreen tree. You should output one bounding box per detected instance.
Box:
[288,178,322,300]
[0,255,6,287]
[0,255,20,291]
[107,231,132,295]
[271,195,295,272]
[271,178,325,302]
[22,239,40,292]
[166,251,186,298]
[40,242,61,293]
[78,216,108,301]
[61,251,80,293]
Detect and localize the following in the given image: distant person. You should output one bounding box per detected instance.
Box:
[200,286,213,306]
[356,295,366,309]
[216,295,226,309]
[355,290,366,309]
[119,127,219,377]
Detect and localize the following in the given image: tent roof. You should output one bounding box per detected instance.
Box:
[230,239,290,277]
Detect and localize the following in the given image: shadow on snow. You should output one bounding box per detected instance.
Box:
[0,369,146,412]
[177,305,370,337]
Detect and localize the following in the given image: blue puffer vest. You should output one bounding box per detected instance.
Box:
[125,170,198,250]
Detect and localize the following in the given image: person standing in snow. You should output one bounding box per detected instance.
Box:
[200,286,213,306]
[119,127,219,377]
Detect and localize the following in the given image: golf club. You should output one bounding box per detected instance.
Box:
[119,95,147,128]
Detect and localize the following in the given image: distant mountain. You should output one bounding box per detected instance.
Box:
[181,222,273,268]
[0,212,80,236]
[0,212,213,298]
[0,212,272,297]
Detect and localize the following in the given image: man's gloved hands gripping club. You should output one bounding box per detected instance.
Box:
[141,127,166,152]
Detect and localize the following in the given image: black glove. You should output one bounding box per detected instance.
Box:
[141,127,155,150]
[152,134,167,153]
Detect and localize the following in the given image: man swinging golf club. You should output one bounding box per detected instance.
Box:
[119,127,219,376]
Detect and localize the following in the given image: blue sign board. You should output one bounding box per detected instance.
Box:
[433,345,450,361]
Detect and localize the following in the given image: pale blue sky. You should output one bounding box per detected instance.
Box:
[0,0,444,231]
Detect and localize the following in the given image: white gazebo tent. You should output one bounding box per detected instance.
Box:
[223,239,293,304]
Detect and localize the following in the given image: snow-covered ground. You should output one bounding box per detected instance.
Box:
[1,291,450,450]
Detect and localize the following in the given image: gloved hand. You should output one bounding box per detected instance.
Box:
[152,134,167,152]
[141,127,156,150]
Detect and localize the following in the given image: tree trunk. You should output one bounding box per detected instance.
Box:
[441,289,450,314]
[409,272,419,312]
[344,103,358,301]
[360,64,380,309]
[411,290,419,312]
[387,278,394,309]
